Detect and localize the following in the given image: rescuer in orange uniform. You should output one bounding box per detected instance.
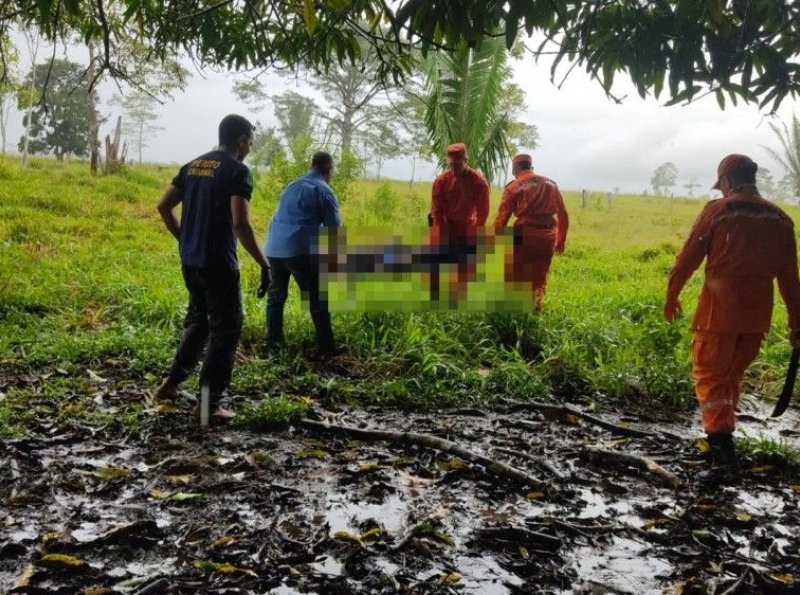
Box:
[494,153,569,312]
[429,143,490,303]
[664,154,800,484]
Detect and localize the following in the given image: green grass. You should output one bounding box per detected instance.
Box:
[1,155,798,435]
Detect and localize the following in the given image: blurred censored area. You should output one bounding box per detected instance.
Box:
[312,227,542,312]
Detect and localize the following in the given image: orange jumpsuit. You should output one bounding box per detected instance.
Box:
[430,168,490,300]
[494,170,569,311]
[667,188,800,434]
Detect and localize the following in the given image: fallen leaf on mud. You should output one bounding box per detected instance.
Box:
[768,573,795,585]
[13,564,36,588]
[441,572,461,583]
[168,491,205,502]
[525,491,545,500]
[518,545,529,559]
[87,369,107,383]
[413,524,454,546]
[735,511,753,522]
[85,588,114,595]
[696,504,716,511]
[38,553,87,569]
[301,437,326,448]
[695,438,711,453]
[148,403,180,414]
[792,485,800,494]
[669,577,698,594]
[93,467,130,480]
[296,449,328,459]
[209,535,236,549]
[193,559,257,576]
[8,493,44,506]
[334,530,364,547]
[611,438,629,447]
[359,527,387,541]
[439,458,469,471]
[563,413,580,425]
[393,456,415,467]
[643,518,669,530]
[680,459,705,467]
[357,462,387,473]
[167,474,191,485]
[246,451,276,467]
[148,489,204,502]
[746,465,773,474]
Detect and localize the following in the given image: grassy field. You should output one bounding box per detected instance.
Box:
[1,155,797,435]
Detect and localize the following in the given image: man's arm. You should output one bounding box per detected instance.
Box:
[494,185,516,230]
[321,188,342,227]
[475,176,490,226]
[664,206,712,321]
[157,185,182,240]
[231,196,270,269]
[555,187,569,254]
[431,177,447,228]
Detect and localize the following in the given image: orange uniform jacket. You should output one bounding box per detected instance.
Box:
[431,168,490,240]
[667,190,800,334]
[494,170,568,246]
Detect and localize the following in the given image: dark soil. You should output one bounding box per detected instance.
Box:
[1,380,799,594]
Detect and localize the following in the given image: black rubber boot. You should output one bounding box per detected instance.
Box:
[698,433,740,486]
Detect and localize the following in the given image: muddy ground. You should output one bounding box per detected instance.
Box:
[1,374,799,594]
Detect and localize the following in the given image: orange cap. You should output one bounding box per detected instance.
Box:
[446,143,467,157]
[512,153,532,166]
[712,154,757,190]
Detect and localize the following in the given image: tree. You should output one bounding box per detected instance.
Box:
[273,91,317,148]
[396,90,432,187]
[0,35,18,155]
[8,2,800,111]
[764,114,800,199]
[758,167,778,199]
[310,46,391,153]
[249,124,283,169]
[112,91,165,164]
[651,162,679,196]
[17,59,94,161]
[683,177,701,198]
[424,36,535,183]
[360,106,403,179]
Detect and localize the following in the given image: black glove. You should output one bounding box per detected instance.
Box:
[256,265,272,298]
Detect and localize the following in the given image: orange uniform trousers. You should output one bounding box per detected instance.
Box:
[691,331,764,434]
[506,227,557,311]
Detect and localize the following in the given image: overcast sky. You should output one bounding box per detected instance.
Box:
[3,38,798,194]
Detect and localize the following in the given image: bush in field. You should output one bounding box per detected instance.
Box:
[371,182,400,222]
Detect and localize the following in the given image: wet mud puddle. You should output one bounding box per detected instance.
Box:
[1,401,799,593]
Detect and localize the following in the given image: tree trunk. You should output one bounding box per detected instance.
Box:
[21,61,36,167]
[87,42,100,175]
[410,153,417,188]
[340,107,355,153]
[138,120,144,164]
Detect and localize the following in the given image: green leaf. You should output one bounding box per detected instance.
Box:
[93,466,130,480]
[302,0,318,34]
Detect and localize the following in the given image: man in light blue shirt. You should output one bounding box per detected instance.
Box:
[264,151,341,354]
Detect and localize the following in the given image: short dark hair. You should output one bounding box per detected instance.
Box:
[218,114,254,147]
[728,162,758,187]
[311,151,334,175]
[515,160,532,171]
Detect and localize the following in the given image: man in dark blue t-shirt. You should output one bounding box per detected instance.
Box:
[154,114,271,421]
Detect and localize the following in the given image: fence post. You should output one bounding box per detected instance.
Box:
[581,189,587,208]
[606,192,612,209]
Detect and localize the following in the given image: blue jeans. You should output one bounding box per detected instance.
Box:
[266,255,334,349]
